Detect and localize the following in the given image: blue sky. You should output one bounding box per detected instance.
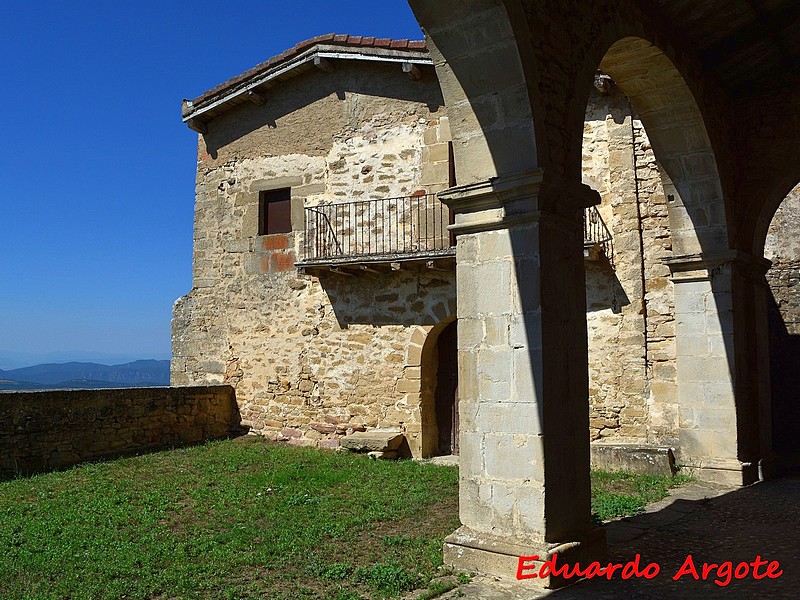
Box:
[0,1,424,367]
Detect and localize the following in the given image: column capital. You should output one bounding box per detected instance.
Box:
[666,250,772,283]
[438,170,601,236]
[437,169,544,214]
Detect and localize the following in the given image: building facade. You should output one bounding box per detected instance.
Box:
[172,37,458,458]
[172,35,697,459]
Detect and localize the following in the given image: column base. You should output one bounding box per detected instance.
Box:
[443,526,607,589]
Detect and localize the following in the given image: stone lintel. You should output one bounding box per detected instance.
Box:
[249,176,305,193]
[666,250,772,282]
[443,525,607,589]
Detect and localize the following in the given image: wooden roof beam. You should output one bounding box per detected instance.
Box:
[402,62,422,80]
[186,118,208,134]
[314,56,335,73]
[247,90,267,105]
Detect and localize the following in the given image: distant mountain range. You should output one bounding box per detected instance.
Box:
[0,360,171,391]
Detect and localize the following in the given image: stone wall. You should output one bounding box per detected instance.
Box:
[765,184,800,295]
[582,87,677,446]
[172,61,456,457]
[0,385,237,477]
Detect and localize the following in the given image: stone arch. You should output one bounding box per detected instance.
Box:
[753,177,800,259]
[408,0,541,184]
[581,82,678,447]
[596,37,730,257]
[406,0,783,583]
[580,38,750,482]
[411,4,737,251]
[578,36,731,456]
[761,182,800,472]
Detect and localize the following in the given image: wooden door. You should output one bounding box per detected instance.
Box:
[435,321,459,455]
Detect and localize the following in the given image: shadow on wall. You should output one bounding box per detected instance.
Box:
[768,291,800,469]
[202,61,445,159]
[585,260,631,314]
[320,268,455,328]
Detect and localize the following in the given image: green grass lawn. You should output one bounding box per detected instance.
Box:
[0,438,688,599]
[591,469,692,521]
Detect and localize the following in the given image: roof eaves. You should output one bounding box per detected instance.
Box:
[182,37,430,126]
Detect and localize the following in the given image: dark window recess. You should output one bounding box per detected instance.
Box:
[258,188,292,235]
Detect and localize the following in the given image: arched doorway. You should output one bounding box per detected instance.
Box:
[594,38,749,483]
[434,320,459,456]
[419,319,459,457]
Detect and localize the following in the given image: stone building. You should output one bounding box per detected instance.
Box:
[173,3,800,585]
[172,34,685,461]
[172,36,460,459]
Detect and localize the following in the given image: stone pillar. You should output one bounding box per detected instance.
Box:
[438,170,606,588]
[749,267,775,480]
[666,252,772,485]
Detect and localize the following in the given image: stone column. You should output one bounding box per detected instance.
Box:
[438,170,606,588]
[666,252,772,485]
[749,267,775,480]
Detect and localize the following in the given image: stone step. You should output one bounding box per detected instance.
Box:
[590,443,676,476]
[341,429,404,453]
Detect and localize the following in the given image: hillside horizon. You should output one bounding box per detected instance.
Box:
[0,359,171,391]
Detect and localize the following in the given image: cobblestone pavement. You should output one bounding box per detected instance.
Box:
[435,476,800,599]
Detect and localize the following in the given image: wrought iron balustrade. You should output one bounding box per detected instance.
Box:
[302,193,453,263]
[300,193,614,267]
[584,204,614,265]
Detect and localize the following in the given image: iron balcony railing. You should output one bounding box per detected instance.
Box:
[584,205,614,265]
[302,193,453,262]
[301,193,614,266]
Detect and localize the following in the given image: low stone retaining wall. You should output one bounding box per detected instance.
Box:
[0,385,238,477]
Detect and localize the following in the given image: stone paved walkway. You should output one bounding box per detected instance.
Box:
[434,476,800,599]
